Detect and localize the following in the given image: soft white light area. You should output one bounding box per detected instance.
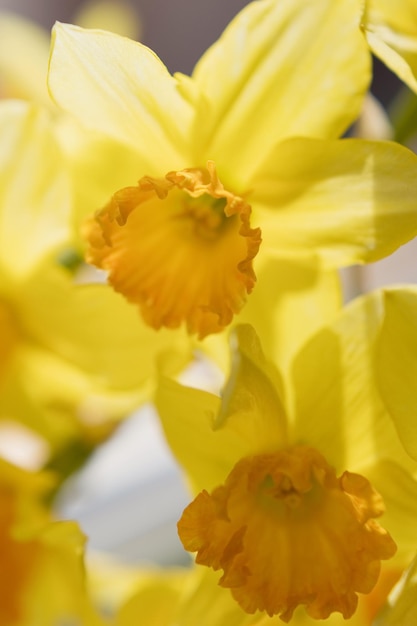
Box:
[57,404,191,565]
[0,420,49,469]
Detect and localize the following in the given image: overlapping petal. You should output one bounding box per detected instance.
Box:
[291,289,416,475]
[251,137,417,268]
[238,253,341,370]
[0,262,190,448]
[48,23,194,172]
[156,325,288,495]
[19,264,190,392]
[192,0,370,182]
[375,287,417,461]
[365,0,417,93]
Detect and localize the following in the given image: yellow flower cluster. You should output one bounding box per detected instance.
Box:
[0,0,417,624]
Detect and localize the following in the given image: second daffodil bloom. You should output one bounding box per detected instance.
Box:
[0,457,102,626]
[155,288,417,623]
[48,0,417,339]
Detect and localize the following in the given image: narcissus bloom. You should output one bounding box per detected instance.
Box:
[0,457,101,626]
[155,288,417,622]
[0,100,190,452]
[48,0,417,339]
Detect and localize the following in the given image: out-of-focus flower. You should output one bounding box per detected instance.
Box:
[0,13,50,104]
[0,100,190,457]
[155,287,417,622]
[48,0,417,340]
[0,456,102,626]
[0,2,141,105]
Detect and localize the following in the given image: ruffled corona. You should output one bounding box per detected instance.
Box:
[85,161,261,339]
[178,446,397,622]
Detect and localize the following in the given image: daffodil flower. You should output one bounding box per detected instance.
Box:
[0,100,190,451]
[48,0,417,339]
[155,287,417,622]
[0,457,102,626]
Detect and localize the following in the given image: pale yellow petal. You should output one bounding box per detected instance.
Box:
[365,0,417,93]
[0,101,71,280]
[376,287,417,461]
[26,521,104,626]
[48,23,193,170]
[292,290,415,476]
[156,324,288,494]
[19,264,191,392]
[116,567,259,626]
[239,253,342,371]
[251,137,417,268]
[192,0,370,183]
[364,460,417,558]
[155,376,241,494]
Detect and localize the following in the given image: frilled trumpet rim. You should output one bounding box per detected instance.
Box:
[178,446,397,622]
[84,161,261,339]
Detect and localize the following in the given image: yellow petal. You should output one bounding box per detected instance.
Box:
[291,289,415,475]
[48,23,193,171]
[155,377,239,494]
[19,264,191,391]
[251,137,417,268]
[365,0,417,93]
[0,13,50,103]
[116,567,258,626]
[239,253,342,371]
[26,521,103,626]
[376,287,417,461]
[0,101,71,280]
[155,324,288,494]
[0,460,101,626]
[192,0,370,182]
[214,325,288,446]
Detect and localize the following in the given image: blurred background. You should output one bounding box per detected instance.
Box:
[0,0,416,570]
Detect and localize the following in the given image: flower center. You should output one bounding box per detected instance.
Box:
[84,161,261,339]
[177,446,397,622]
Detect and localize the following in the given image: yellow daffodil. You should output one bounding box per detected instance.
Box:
[364,0,417,94]
[155,287,417,622]
[0,99,190,454]
[0,456,102,625]
[48,0,417,340]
